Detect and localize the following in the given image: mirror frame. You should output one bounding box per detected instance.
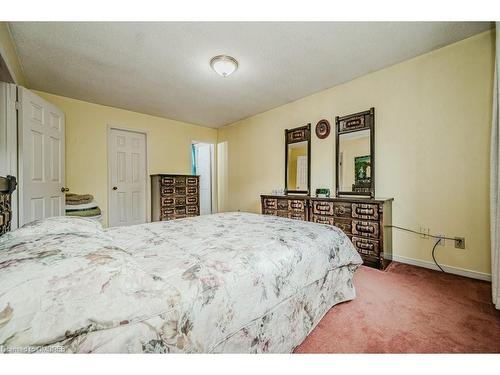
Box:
[285,124,311,195]
[335,108,375,198]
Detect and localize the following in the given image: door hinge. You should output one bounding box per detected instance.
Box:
[15,101,21,110]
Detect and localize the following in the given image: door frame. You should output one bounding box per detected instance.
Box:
[0,82,18,229]
[191,140,217,214]
[107,125,150,227]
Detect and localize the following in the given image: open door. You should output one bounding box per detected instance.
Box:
[17,87,66,225]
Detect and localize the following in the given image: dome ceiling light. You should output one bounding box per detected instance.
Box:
[210,55,239,77]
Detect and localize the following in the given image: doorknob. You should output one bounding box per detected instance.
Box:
[61,187,69,192]
[112,186,118,190]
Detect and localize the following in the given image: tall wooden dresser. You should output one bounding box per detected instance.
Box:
[151,174,200,221]
[261,195,393,270]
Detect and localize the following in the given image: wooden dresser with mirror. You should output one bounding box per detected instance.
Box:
[261,109,393,270]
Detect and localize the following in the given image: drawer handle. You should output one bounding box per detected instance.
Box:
[334,207,346,215]
[316,205,330,212]
[357,242,374,250]
[356,208,374,215]
[356,224,374,233]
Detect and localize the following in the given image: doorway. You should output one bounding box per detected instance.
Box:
[108,128,147,227]
[192,142,215,215]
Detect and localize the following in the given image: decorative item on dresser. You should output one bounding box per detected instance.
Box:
[261,194,393,270]
[0,175,17,236]
[151,174,200,221]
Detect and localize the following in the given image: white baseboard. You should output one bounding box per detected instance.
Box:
[387,254,492,282]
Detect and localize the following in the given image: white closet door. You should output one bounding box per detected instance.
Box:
[108,128,147,227]
[17,87,65,225]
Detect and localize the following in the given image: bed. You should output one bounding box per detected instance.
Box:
[0,209,362,353]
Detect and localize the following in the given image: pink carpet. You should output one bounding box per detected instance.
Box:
[295,262,500,353]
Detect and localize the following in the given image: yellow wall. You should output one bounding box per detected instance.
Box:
[218,30,495,276]
[0,22,26,86]
[35,91,218,226]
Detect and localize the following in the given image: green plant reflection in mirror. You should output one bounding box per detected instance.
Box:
[338,129,371,192]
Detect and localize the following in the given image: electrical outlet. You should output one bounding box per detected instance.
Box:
[454,237,465,249]
[420,227,429,239]
[436,235,445,246]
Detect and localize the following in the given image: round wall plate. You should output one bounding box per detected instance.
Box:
[315,119,330,139]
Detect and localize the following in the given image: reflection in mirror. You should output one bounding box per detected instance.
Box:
[338,129,371,193]
[287,141,308,191]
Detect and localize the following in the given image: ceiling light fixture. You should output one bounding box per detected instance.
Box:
[210,55,238,77]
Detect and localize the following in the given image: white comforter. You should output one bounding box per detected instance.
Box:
[0,212,362,353]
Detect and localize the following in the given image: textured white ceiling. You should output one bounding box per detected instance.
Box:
[9,22,492,128]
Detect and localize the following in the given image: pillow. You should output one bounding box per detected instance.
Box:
[0,216,105,250]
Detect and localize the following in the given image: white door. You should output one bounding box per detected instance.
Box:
[17,87,65,225]
[108,128,147,227]
[193,142,213,215]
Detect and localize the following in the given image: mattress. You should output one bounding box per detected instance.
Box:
[0,212,362,353]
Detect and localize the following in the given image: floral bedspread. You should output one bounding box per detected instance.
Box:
[0,212,362,353]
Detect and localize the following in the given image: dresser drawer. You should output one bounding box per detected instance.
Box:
[311,214,334,225]
[333,217,352,235]
[312,200,351,217]
[263,208,277,216]
[186,177,198,186]
[277,210,289,218]
[263,198,277,210]
[186,195,198,205]
[161,177,175,186]
[160,186,186,196]
[186,205,199,215]
[351,236,380,257]
[277,199,289,211]
[288,211,306,221]
[161,186,175,196]
[288,199,306,212]
[174,177,186,187]
[161,196,175,206]
[352,203,379,220]
[186,186,198,195]
[175,207,186,215]
[162,196,186,206]
[312,200,334,215]
[161,207,175,216]
[352,220,380,239]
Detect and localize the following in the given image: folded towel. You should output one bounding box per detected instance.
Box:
[66,193,94,205]
[65,207,102,217]
[65,201,98,211]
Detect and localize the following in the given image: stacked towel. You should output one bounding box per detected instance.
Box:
[66,193,94,205]
[65,193,102,222]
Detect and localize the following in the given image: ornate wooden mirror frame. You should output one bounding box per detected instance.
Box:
[285,124,311,195]
[335,108,375,198]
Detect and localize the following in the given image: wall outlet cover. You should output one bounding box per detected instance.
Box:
[436,235,445,246]
[454,237,466,249]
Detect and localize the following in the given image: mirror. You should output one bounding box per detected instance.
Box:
[285,124,311,194]
[336,108,375,197]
